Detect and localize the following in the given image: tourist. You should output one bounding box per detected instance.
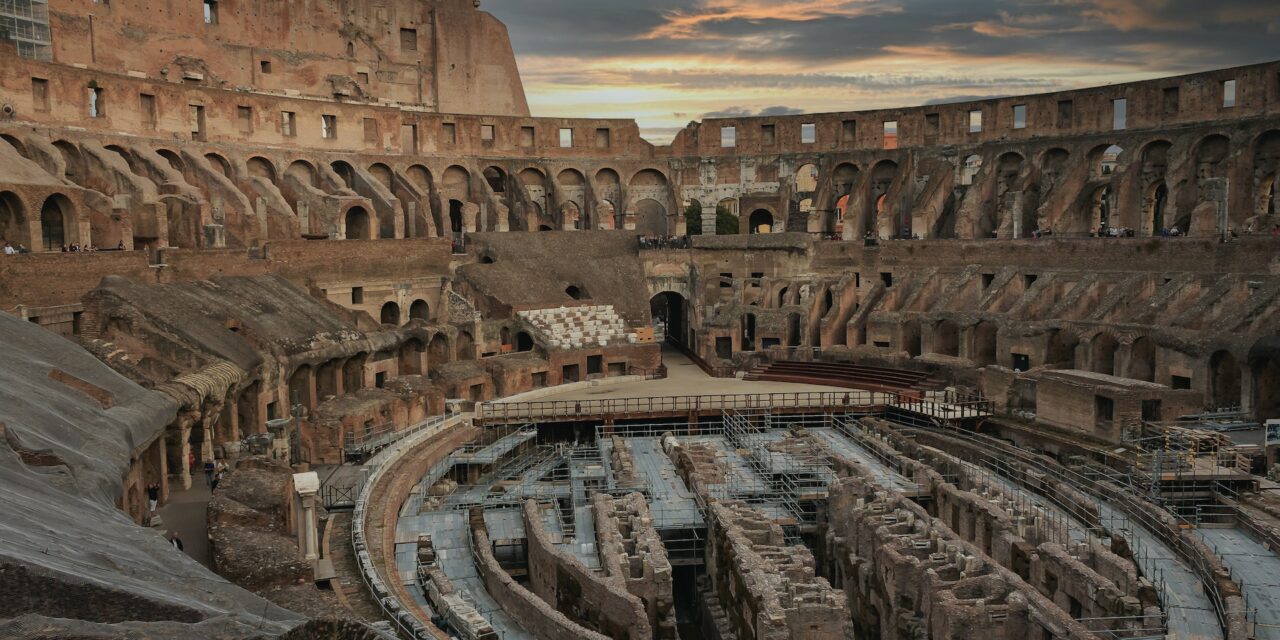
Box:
[117,240,125,251]
[2,242,14,255]
[203,459,216,486]
[146,482,160,513]
[17,244,28,254]
[168,531,184,552]
[211,470,223,492]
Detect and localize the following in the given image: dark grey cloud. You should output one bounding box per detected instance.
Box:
[702,106,806,118]
[484,0,1280,71]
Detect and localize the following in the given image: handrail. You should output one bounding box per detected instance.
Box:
[351,413,467,640]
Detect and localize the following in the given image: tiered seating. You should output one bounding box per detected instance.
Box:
[744,361,942,394]
[517,305,639,350]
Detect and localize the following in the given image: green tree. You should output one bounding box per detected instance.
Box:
[685,201,741,235]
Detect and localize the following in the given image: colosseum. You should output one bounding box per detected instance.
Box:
[1,1,1279,639]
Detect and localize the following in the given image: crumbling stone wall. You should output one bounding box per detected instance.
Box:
[704,501,850,640]
[592,492,678,639]
[468,510,610,640]
[520,500,652,640]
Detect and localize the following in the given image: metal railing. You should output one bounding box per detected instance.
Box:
[351,414,467,640]
[345,413,455,459]
[479,390,879,422]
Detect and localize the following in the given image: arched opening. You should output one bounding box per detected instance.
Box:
[247,156,277,185]
[235,381,262,435]
[428,333,451,366]
[0,192,26,248]
[1252,355,1280,420]
[516,331,534,352]
[40,194,73,251]
[1148,182,1170,234]
[1091,185,1113,232]
[288,365,314,412]
[53,140,85,185]
[345,206,371,240]
[561,201,582,230]
[1095,145,1123,178]
[316,361,341,399]
[203,153,230,178]
[400,339,425,376]
[343,354,368,393]
[795,164,818,193]
[331,161,356,190]
[934,320,960,357]
[1047,331,1078,368]
[287,160,318,189]
[565,285,589,301]
[456,331,475,361]
[443,165,471,196]
[483,166,506,194]
[538,225,553,232]
[380,301,401,326]
[635,199,666,236]
[1254,131,1280,217]
[1091,334,1120,376]
[1128,337,1155,381]
[870,160,899,237]
[786,313,802,347]
[777,286,790,308]
[748,209,774,234]
[368,163,393,190]
[960,155,983,186]
[1209,350,1241,410]
[650,292,688,347]
[974,322,998,366]
[903,318,922,357]
[598,200,617,230]
[151,149,183,176]
[741,313,756,351]
[448,200,465,235]
[409,299,430,322]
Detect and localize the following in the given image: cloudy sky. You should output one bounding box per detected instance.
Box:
[482,0,1280,143]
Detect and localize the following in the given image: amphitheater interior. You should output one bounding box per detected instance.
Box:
[2,2,1280,640]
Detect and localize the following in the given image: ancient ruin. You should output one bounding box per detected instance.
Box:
[2,1,1280,639]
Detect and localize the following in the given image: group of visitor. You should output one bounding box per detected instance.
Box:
[62,240,126,252]
[639,234,690,249]
[2,242,29,255]
[1093,225,1136,238]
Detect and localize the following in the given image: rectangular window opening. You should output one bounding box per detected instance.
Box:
[190,104,206,140]
[88,87,104,118]
[363,117,378,145]
[400,28,418,52]
[260,60,272,74]
[481,124,495,142]
[925,113,940,135]
[237,105,253,134]
[969,109,983,133]
[31,77,49,112]
[400,123,418,153]
[559,128,573,148]
[322,114,338,140]
[1223,79,1237,108]
[140,93,157,128]
[1057,100,1073,129]
[883,121,898,150]
[841,119,856,143]
[1163,86,1179,115]
[721,126,736,148]
[761,124,776,145]
[203,0,218,25]
[801,123,817,144]
[281,111,296,137]
[442,122,457,145]
[1012,104,1027,130]
[520,126,535,147]
[594,127,610,149]
[1112,98,1127,130]
[357,71,369,85]
[351,287,364,304]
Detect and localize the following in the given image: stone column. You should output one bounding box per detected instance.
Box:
[293,471,320,561]
[701,200,718,236]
